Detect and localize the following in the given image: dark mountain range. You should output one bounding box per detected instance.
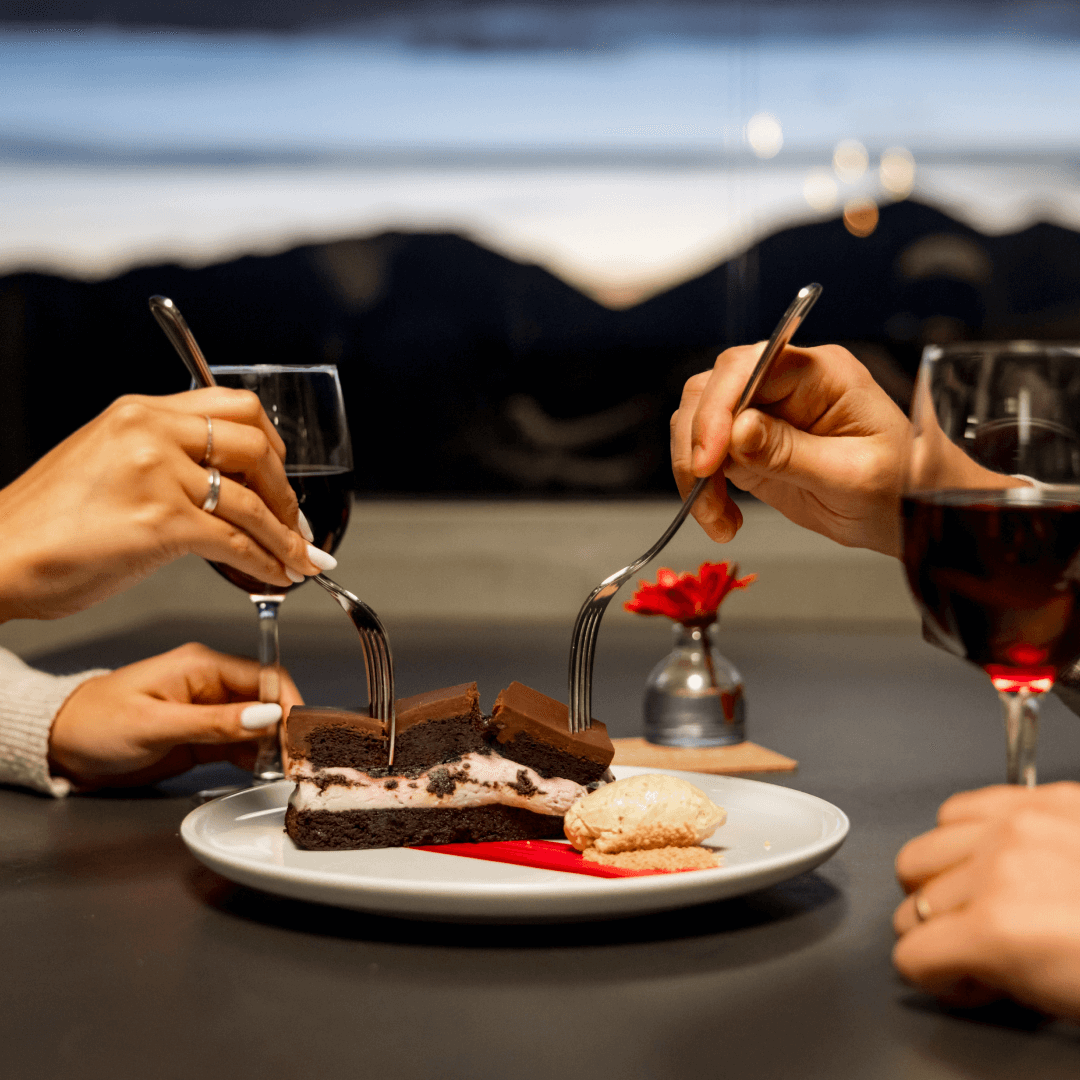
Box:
[3,199,1080,494]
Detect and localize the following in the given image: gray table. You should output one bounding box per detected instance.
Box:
[4,617,1080,1080]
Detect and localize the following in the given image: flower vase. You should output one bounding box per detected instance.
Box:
[643,622,745,747]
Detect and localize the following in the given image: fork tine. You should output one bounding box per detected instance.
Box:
[311,573,397,763]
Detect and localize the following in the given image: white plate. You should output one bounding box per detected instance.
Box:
[180,766,849,922]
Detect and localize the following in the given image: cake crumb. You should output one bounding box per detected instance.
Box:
[582,845,722,871]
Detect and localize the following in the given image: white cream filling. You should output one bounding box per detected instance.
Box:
[289,751,587,816]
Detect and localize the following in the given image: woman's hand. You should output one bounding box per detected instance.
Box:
[892,783,1080,1019]
[48,642,304,788]
[0,388,330,622]
[670,343,911,556]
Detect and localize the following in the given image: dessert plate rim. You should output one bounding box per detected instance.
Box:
[180,765,849,922]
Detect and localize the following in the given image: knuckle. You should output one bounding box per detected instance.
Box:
[223,525,257,560]
[175,641,212,663]
[234,486,264,521]
[232,389,264,420]
[107,396,153,430]
[1000,810,1045,847]
[714,345,753,369]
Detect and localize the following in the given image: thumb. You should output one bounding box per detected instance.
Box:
[141,699,283,747]
[729,408,825,490]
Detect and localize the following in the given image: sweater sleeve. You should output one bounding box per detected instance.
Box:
[0,647,110,797]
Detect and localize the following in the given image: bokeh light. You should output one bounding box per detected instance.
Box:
[746,112,783,158]
[880,146,916,198]
[804,169,839,211]
[833,139,869,183]
[843,197,879,237]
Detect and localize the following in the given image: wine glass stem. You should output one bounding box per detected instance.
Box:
[252,596,285,784]
[999,688,1039,787]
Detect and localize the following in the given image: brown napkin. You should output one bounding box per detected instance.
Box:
[611,737,797,775]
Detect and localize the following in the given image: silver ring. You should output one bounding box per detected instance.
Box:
[914,891,933,923]
[201,415,214,466]
[201,467,221,514]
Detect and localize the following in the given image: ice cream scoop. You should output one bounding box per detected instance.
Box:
[564,773,725,854]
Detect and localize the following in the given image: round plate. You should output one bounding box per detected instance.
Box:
[180,766,849,922]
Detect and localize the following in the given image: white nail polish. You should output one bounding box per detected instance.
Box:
[306,544,338,572]
[296,510,314,543]
[241,702,282,730]
[285,568,305,584]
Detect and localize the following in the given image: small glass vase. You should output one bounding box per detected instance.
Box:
[643,622,745,747]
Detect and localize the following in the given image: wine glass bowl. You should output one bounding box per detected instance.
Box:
[902,342,1080,785]
[203,364,353,782]
[207,364,353,596]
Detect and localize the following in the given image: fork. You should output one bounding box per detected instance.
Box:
[311,574,397,764]
[567,283,823,732]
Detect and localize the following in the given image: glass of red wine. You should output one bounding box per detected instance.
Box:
[902,341,1080,786]
[207,364,353,783]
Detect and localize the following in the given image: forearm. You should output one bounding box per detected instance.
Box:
[0,647,109,796]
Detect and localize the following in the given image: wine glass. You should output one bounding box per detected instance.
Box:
[205,364,353,783]
[902,341,1080,786]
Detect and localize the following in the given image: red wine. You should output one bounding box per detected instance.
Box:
[902,490,1080,691]
[212,468,353,596]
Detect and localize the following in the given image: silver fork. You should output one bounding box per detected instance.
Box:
[567,283,823,732]
[150,294,398,763]
[311,575,397,764]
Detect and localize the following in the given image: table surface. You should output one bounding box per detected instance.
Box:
[4,617,1080,1080]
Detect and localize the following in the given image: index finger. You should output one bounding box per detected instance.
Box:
[689,343,767,477]
[200,651,305,713]
[159,386,287,462]
[894,821,987,893]
[939,782,1080,827]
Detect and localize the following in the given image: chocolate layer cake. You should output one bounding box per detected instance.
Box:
[284,681,614,851]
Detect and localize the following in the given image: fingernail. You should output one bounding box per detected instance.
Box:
[741,414,767,453]
[306,544,337,572]
[285,568,305,584]
[296,510,314,543]
[241,702,282,730]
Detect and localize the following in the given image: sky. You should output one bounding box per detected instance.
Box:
[1,15,1078,300]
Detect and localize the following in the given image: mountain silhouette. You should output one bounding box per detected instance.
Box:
[3,199,1079,493]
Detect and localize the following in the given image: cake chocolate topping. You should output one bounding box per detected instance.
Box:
[285,706,387,772]
[392,681,488,769]
[490,681,613,785]
[284,679,615,851]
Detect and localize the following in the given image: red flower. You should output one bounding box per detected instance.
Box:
[624,561,756,627]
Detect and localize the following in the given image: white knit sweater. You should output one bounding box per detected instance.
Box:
[0,647,109,797]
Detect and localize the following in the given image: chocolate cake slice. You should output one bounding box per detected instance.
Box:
[490,681,613,785]
[284,681,614,851]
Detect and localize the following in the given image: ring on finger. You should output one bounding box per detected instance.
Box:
[914,890,933,923]
[201,467,221,514]
[201,415,214,466]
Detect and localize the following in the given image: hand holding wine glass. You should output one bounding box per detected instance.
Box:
[205,365,353,783]
[0,387,324,624]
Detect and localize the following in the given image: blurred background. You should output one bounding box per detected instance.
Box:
[2,0,1079,650]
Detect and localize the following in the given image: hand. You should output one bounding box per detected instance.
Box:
[670,343,911,556]
[48,642,304,788]
[892,783,1080,1019]
[0,388,328,622]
